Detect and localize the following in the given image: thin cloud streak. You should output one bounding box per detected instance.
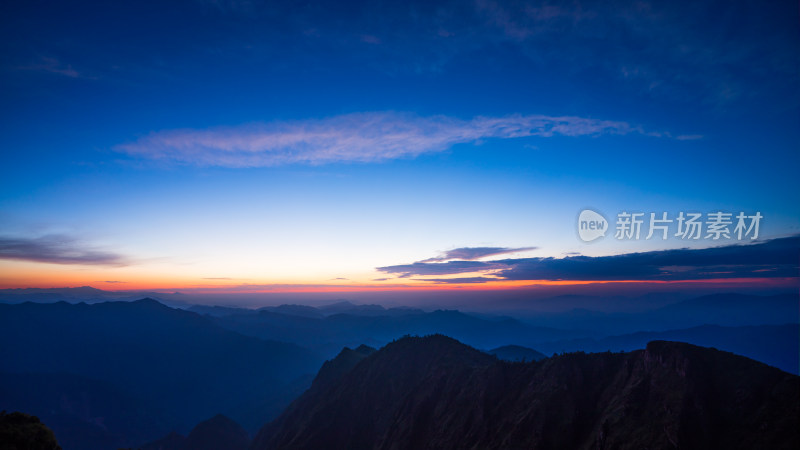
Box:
[418,246,537,263]
[377,260,508,278]
[0,235,129,266]
[17,57,85,78]
[116,112,669,167]
[413,276,499,284]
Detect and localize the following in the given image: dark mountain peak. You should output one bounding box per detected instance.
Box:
[183,414,249,450]
[321,300,355,307]
[641,339,798,385]
[262,304,324,318]
[316,300,355,312]
[430,309,461,315]
[311,344,377,390]
[206,413,230,421]
[188,304,254,317]
[141,430,185,450]
[488,344,546,362]
[361,335,497,375]
[353,344,376,355]
[131,297,168,308]
[317,301,389,316]
[89,297,181,317]
[254,337,800,450]
[253,335,495,449]
[387,333,469,349]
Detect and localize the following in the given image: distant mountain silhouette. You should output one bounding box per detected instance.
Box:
[536,323,799,374]
[142,414,248,450]
[177,301,427,320]
[209,297,798,375]
[214,308,579,356]
[140,431,185,450]
[0,299,322,450]
[259,304,325,319]
[523,293,800,334]
[488,344,546,362]
[315,301,426,317]
[0,287,189,308]
[187,304,256,317]
[0,410,61,450]
[184,414,249,450]
[253,335,800,450]
[501,292,689,313]
[316,301,385,315]
[650,293,798,326]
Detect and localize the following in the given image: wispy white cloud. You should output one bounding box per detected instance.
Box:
[115,112,665,167]
[0,234,129,266]
[377,260,508,278]
[19,57,83,78]
[675,134,704,141]
[418,246,537,263]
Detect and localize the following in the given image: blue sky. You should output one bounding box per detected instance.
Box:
[0,0,798,296]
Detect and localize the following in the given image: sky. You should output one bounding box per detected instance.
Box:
[0,0,798,303]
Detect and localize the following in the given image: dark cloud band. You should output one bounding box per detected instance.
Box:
[378,235,799,282]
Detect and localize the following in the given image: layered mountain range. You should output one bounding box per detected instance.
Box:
[1,292,797,449]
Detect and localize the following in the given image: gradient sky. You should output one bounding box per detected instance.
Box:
[0,0,798,299]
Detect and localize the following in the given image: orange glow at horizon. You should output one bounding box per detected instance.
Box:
[2,269,796,294]
[165,277,796,294]
[1,257,797,293]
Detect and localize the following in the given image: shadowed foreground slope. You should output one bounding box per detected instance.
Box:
[253,335,799,450]
[0,411,61,450]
